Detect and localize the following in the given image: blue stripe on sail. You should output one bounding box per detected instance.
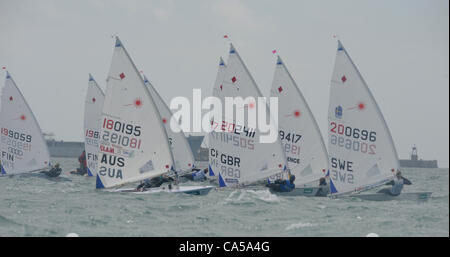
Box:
[230,49,235,54]
[208,165,215,176]
[329,177,338,194]
[218,173,226,187]
[115,41,121,47]
[87,167,93,177]
[276,56,283,65]
[96,175,105,189]
[337,41,344,51]
[1,166,6,174]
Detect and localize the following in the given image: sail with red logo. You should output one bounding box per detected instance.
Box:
[0,71,51,175]
[270,55,329,188]
[95,37,174,189]
[142,74,195,174]
[209,44,287,187]
[327,40,399,196]
[83,74,105,177]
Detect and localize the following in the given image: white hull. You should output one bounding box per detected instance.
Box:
[351,192,432,201]
[114,185,214,195]
[270,187,321,197]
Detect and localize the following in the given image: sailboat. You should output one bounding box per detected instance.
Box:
[269,56,329,196]
[0,71,53,176]
[207,57,227,180]
[95,37,213,195]
[208,44,287,187]
[327,40,431,201]
[82,74,105,177]
[142,73,196,175]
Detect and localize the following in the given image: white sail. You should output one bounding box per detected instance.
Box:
[143,74,195,173]
[327,41,399,195]
[209,45,287,187]
[83,74,105,176]
[0,71,51,175]
[207,57,227,177]
[270,56,329,185]
[96,37,174,189]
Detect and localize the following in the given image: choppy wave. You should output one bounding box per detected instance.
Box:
[0,158,448,236]
[285,222,317,231]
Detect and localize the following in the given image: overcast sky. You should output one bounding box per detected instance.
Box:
[0,0,448,167]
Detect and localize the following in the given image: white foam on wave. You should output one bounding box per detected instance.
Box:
[66,233,79,237]
[225,190,239,202]
[285,222,317,231]
[224,189,280,203]
[246,189,280,203]
[237,190,246,201]
[366,233,379,237]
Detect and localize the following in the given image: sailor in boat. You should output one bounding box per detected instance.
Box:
[136,174,175,191]
[377,170,412,196]
[70,150,88,176]
[180,168,208,182]
[40,163,62,177]
[315,177,330,197]
[266,173,296,193]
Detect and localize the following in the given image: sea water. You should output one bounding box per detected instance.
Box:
[0,157,448,237]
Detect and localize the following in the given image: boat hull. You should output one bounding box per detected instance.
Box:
[271,187,320,197]
[351,192,432,201]
[114,185,214,195]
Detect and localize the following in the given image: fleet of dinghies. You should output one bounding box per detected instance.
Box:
[0,37,431,200]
